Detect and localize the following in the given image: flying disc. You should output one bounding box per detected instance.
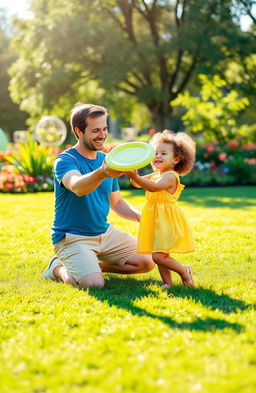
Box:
[106,142,155,171]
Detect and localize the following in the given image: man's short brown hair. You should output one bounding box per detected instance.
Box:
[70,103,108,138]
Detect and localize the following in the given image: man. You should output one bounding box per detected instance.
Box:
[42,103,154,288]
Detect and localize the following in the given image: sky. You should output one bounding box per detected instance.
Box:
[0,0,255,31]
[0,0,31,19]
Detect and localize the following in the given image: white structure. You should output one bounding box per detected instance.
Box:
[121,127,138,142]
[13,130,28,144]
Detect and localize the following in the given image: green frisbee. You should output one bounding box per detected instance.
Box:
[106,142,155,171]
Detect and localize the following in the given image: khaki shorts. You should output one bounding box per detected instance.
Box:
[53,225,137,281]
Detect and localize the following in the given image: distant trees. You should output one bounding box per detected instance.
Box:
[0,11,27,138]
[7,0,256,130]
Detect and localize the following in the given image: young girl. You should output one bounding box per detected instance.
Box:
[125,130,196,288]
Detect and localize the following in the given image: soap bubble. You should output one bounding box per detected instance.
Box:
[35,116,67,146]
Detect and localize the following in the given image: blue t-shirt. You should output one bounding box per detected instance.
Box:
[51,148,119,244]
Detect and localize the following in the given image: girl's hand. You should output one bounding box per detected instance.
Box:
[101,160,123,178]
[124,170,137,178]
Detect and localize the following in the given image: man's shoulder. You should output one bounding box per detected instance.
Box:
[55,148,77,162]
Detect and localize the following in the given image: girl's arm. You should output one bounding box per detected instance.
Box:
[125,171,177,192]
[130,172,154,188]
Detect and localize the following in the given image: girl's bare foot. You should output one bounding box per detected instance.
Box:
[181,266,194,287]
[161,284,172,289]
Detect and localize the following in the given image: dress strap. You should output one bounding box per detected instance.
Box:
[162,170,180,183]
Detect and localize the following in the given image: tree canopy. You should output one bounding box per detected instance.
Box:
[0,10,28,137]
[9,0,256,130]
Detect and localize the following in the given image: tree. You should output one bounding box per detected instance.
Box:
[0,10,28,139]
[9,0,255,130]
[172,74,255,142]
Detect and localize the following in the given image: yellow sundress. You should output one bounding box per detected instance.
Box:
[137,170,195,254]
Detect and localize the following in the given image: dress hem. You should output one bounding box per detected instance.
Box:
[137,249,196,255]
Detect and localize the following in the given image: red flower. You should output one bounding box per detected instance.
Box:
[26,176,36,184]
[149,129,156,135]
[5,183,14,190]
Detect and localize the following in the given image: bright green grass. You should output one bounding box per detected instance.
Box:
[0,187,256,393]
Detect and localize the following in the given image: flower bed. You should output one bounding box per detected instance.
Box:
[186,140,256,186]
[120,139,256,188]
[0,139,255,193]
[0,165,54,193]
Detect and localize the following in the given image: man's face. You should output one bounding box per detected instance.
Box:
[81,114,108,151]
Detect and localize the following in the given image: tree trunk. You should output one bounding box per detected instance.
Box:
[149,100,173,131]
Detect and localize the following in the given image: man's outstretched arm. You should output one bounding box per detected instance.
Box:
[62,161,121,197]
[110,191,141,222]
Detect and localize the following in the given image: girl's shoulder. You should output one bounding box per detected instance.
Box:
[161,170,180,182]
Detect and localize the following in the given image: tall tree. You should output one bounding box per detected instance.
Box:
[0,10,28,139]
[9,0,255,129]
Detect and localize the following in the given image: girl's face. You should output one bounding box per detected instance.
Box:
[152,142,179,172]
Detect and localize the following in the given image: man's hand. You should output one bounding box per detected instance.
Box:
[100,160,123,178]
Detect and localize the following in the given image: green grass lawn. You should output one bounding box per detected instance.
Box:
[0,186,256,393]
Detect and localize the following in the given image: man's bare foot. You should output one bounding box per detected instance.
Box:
[53,265,77,286]
[181,266,194,287]
[161,284,172,289]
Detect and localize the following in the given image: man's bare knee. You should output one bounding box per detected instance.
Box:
[78,272,105,289]
[141,256,155,272]
[129,255,154,273]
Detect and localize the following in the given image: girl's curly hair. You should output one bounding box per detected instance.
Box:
[150,130,196,175]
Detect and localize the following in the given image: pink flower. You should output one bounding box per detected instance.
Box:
[203,152,209,158]
[219,152,227,162]
[244,158,256,165]
[228,140,239,149]
[206,144,214,153]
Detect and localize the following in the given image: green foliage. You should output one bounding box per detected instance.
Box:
[173,74,254,142]
[0,188,256,392]
[0,11,28,136]
[8,0,256,129]
[4,135,55,177]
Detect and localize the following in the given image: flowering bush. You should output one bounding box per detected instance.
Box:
[3,136,61,177]
[0,137,60,193]
[0,165,54,193]
[120,139,256,188]
[187,140,256,186]
[0,137,255,192]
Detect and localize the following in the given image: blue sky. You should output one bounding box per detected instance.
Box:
[0,0,255,31]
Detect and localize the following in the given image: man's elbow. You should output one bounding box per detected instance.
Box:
[70,184,85,197]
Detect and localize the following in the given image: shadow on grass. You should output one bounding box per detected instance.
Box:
[122,186,256,209]
[88,277,245,332]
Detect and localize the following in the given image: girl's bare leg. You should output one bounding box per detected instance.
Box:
[158,265,173,288]
[152,252,194,286]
